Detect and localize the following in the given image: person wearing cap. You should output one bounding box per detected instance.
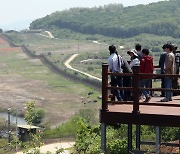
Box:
[108,45,123,101]
[159,44,168,97]
[161,44,176,102]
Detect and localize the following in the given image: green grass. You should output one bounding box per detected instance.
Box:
[0,139,9,154]
[0,51,100,96]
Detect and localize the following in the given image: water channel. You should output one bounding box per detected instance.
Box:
[0,112,27,125]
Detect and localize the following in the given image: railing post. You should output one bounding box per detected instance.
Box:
[132,65,140,114]
[102,63,109,111]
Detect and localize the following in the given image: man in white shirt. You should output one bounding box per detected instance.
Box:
[108,45,123,101]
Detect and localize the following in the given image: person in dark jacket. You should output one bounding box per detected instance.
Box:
[172,44,180,96]
[122,54,133,101]
[159,44,168,97]
[140,49,154,102]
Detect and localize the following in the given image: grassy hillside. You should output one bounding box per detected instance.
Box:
[30,0,180,38]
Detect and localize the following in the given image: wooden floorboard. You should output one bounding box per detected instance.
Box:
[108,96,180,116]
[101,96,180,127]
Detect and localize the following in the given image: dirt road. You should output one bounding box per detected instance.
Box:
[16,142,75,154]
[64,53,102,81]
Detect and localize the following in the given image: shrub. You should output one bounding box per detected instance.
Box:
[87,66,94,71]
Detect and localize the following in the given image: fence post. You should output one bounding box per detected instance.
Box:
[102,64,109,111]
[132,65,140,113]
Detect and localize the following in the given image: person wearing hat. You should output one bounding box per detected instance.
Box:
[127,49,142,100]
[159,44,168,97]
[127,49,140,68]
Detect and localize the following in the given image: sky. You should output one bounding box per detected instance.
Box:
[0,0,165,30]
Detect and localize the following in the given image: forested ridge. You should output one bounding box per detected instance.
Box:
[30,0,180,38]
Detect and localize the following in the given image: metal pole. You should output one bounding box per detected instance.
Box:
[101,123,106,153]
[128,124,132,152]
[136,125,141,150]
[7,108,11,144]
[155,126,160,154]
[16,109,17,151]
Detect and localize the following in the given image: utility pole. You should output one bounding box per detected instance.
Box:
[7,108,11,144]
[78,44,79,53]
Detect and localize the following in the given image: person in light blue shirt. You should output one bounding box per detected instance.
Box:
[108,45,123,101]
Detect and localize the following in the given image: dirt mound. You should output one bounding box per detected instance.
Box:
[0,38,8,45]
[0,47,21,52]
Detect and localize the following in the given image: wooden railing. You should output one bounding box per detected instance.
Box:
[102,63,180,113]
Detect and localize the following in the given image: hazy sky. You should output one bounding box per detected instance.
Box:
[0,0,165,30]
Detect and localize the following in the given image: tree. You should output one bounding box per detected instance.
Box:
[25,101,45,125]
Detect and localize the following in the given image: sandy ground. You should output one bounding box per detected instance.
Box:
[15,142,75,154]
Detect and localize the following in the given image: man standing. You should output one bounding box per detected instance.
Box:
[161,44,176,102]
[108,45,123,101]
[159,44,168,97]
[172,44,180,96]
[135,43,143,60]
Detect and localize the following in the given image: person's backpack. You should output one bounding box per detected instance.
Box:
[121,57,132,73]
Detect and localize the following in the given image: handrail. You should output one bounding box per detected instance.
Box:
[102,63,180,113]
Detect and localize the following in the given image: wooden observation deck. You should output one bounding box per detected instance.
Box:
[100,63,180,153]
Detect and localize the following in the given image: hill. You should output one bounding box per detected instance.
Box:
[29,0,180,38]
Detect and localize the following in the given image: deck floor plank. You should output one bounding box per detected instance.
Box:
[108,96,180,116]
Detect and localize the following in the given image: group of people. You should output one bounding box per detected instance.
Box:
[108,43,180,103]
